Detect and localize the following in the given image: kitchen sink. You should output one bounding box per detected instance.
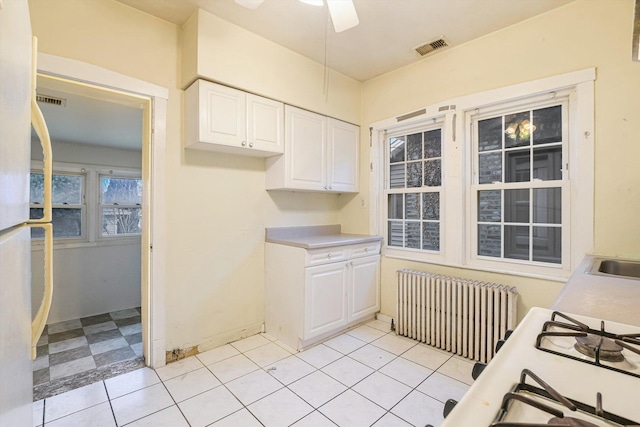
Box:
[588,258,640,280]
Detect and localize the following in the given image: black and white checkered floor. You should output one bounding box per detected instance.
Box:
[33,307,145,400]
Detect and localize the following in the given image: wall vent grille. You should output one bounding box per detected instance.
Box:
[414,37,449,56]
[36,94,66,107]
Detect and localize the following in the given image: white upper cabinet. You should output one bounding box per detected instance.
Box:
[184,80,284,157]
[266,105,359,193]
[327,117,359,193]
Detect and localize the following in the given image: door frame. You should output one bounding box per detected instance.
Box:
[37,53,168,368]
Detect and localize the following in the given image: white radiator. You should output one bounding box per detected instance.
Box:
[396,269,518,363]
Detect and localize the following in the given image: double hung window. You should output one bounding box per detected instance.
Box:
[30,172,85,239]
[100,176,142,237]
[386,122,443,252]
[471,101,567,265]
[375,69,594,279]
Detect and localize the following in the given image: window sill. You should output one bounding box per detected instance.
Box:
[383,252,569,283]
[31,237,141,252]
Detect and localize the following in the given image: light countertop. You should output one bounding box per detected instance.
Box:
[265,225,382,249]
[552,255,640,327]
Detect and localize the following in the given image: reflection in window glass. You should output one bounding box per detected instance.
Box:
[389,137,405,163]
[407,162,422,187]
[479,152,502,184]
[504,225,529,260]
[533,188,561,224]
[478,224,501,258]
[389,164,405,189]
[478,117,502,152]
[533,106,562,145]
[388,194,403,219]
[504,189,529,223]
[533,226,561,264]
[478,191,501,222]
[505,150,530,183]
[405,222,421,249]
[504,111,531,148]
[388,221,403,247]
[405,194,420,219]
[533,147,562,181]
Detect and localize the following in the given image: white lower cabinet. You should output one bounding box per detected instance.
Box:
[265,242,381,350]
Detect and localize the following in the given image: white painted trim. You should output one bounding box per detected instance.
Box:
[36,54,167,368]
[38,53,168,100]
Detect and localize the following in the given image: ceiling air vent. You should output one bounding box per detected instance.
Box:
[36,94,66,107]
[414,37,449,57]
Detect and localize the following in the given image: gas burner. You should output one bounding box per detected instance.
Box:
[574,335,624,362]
[491,369,639,426]
[535,311,640,379]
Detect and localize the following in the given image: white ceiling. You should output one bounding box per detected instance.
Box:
[34,79,143,151]
[116,0,574,82]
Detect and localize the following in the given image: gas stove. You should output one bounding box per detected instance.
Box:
[441,308,640,426]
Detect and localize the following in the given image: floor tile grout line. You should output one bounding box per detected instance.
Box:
[101,380,119,427]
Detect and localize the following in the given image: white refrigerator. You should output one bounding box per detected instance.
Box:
[0,1,53,426]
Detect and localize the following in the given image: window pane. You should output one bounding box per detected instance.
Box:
[533,188,561,224]
[533,226,561,264]
[405,194,420,219]
[406,133,422,161]
[30,208,82,238]
[407,162,422,187]
[422,222,439,251]
[389,137,405,163]
[388,194,403,219]
[533,106,562,145]
[424,129,441,158]
[479,152,502,184]
[424,159,441,187]
[504,112,531,148]
[478,117,502,152]
[504,189,529,223]
[102,207,142,236]
[389,164,405,189]
[30,174,44,204]
[478,190,501,222]
[533,147,562,181]
[478,224,501,257]
[422,192,439,220]
[388,221,403,247]
[101,177,142,205]
[505,149,530,183]
[504,225,529,260]
[30,173,82,205]
[405,222,420,249]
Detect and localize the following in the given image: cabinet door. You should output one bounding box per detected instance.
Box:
[348,255,380,323]
[304,262,348,339]
[247,94,284,155]
[285,106,326,191]
[327,118,359,193]
[199,81,246,148]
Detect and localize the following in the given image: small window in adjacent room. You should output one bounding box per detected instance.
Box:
[385,124,443,252]
[99,175,142,237]
[29,172,85,239]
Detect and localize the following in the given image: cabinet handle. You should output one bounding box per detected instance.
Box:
[329,186,332,190]
[249,142,254,148]
[365,248,369,252]
[241,141,247,147]
[324,186,328,190]
[327,253,332,259]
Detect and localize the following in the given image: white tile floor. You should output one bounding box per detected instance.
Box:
[33,319,474,427]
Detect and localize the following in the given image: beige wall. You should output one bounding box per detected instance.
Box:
[341,0,640,321]
[29,0,360,352]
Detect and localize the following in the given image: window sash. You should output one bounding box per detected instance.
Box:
[469,99,570,268]
[383,120,444,255]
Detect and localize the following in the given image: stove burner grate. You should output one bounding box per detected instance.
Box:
[490,369,639,426]
[534,311,640,379]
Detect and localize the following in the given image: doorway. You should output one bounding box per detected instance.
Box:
[31,54,168,398]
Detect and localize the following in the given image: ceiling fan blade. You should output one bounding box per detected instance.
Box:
[326,0,359,33]
[234,0,265,10]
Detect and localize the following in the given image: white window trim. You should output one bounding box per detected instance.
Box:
[369,68,595,281]
[31,160,142,250]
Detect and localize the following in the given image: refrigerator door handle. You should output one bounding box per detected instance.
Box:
[28,37,52,224]
[26,37,54,359]
[28,222,53,360]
